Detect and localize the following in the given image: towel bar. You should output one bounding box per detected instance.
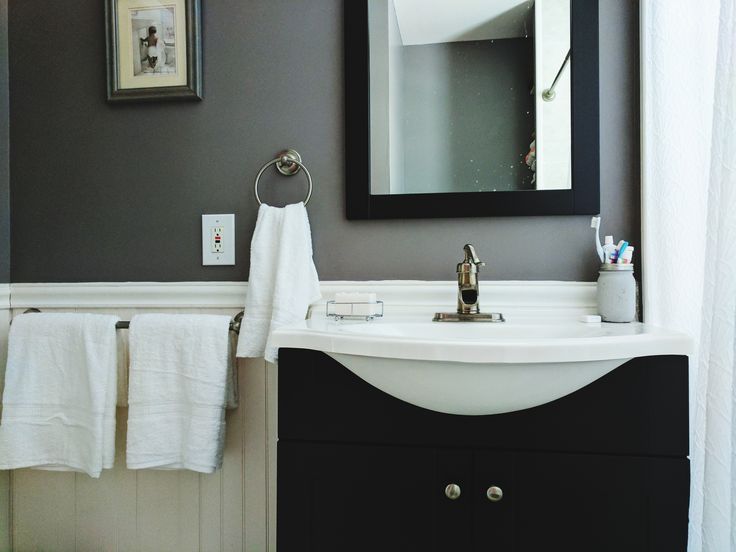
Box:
[21,309,244,334]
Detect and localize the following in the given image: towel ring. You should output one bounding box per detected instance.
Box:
[254,149,313,206]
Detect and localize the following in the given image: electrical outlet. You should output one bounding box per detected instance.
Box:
[211,227,224,253]
[202,214,235,266]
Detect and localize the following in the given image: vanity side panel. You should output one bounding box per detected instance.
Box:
[278,350,688,458]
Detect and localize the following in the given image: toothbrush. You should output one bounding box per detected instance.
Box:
[591,216,604,262]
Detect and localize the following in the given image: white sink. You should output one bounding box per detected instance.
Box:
[271,317,692,416]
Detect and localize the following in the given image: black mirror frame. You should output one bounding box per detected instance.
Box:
[345,0,599,219]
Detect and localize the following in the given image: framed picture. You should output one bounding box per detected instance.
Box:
[105,0,202,102]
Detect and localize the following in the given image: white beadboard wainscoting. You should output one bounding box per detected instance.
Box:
[0,281,595,552]
[0,284,10,552]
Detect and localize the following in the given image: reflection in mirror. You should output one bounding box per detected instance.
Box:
[368,0,571,195]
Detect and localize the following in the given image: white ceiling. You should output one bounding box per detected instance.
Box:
[392,0,534,46]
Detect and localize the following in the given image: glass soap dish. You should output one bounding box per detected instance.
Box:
[326,300,384,321]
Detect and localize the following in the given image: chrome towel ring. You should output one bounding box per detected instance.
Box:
[254,149,313,206]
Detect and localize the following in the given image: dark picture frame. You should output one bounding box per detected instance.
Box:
[344,0,600,219]
[105,0,203,102]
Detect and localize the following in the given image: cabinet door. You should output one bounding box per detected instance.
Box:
[473,451,515,551]
[512,452,689,551]
[277,442,474,552]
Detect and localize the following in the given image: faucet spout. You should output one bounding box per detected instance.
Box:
[457,244,484,315]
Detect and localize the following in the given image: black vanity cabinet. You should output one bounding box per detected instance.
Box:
[277,349,689,551]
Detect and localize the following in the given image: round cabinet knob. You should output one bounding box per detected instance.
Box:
[444,483,462,500]
[486,486,503,502]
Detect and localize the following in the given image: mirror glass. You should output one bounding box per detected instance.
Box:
[368,0,571,195]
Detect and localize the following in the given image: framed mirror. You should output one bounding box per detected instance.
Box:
[345,0,599,219]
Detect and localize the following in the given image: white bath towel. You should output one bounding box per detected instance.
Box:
[126,314,234,473]
[0,313,120,478]
[236,202,321,362]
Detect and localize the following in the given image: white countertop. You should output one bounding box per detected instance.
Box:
[271,314,693,365]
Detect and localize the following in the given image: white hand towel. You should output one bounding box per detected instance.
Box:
[126,314,234,473]
[0,313,120,478]
[226,333,239,409]
[236,202,321,362]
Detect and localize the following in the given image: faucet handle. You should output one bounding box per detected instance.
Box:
[463,244,485,267]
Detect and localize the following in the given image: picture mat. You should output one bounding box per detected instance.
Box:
[117,0,187,89]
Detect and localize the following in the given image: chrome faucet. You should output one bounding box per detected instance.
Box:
[433,244,505,322]
[456,244,484,314]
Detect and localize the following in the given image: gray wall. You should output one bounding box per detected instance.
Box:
[0,0,8,283]
[8,0,640,283]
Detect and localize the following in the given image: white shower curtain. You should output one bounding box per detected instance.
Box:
[641,1,736,549]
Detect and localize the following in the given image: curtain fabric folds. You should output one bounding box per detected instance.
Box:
[641,1,736,549]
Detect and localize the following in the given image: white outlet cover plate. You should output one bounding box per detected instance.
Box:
[202,214,235,266]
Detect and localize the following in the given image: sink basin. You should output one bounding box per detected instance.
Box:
[271,317,692,416]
